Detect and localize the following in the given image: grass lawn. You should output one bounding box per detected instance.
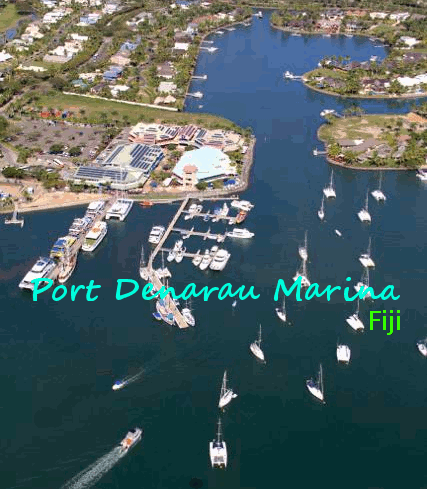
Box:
[0,5,21,32]
[25,92,244,131]
[318,114,408,142]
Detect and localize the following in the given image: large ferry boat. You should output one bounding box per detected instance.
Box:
[105,199,133,221]
[68,217,92,237]
[19,257,56,290]
[85,200,105,219]
[57,254,77,284]
[119,428,143,453]
[82,221,107,252]
[50,236,76,259]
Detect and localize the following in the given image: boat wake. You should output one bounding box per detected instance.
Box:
[61,447,125,489]
[122,370,144,386]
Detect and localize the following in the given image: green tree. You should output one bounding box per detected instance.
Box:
[49,144,64,154]
[196,181,208,190]
[69,147,82,157]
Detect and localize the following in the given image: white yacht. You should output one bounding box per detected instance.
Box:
[318,195,325,221]
[358,190,371,223]
[346,299,365,331]
[337,344,351,364]
[85,200,105,219]
[106,198,133,221]
[175,247,185,263]
[139,246,149,281]
[226,228,254,239]
[249,325,265,362]
[210,249,230,271]
[218,370,238,409]
[371,172,386,201]
[19,257,56,290]
[293,258,310,287]
[417,340,427,357]
[167,250,175,262]
[298,231,308,261]
[182,306,195,327]
[231,200,254,212]
[112,379,127,391]
[275,295,287,322]
[119,428,143,454]
[199,250,212,271]
[82,221,107,252]
[192,250,202,266]
[354,268,372,300]
[209,245,219,258]
[416,170,427,181]
[359,237,375,268]
[148,226,165,244]
[209,418,227,469]
[323,170,336,198]
[219,203,229,217]
[335,229,342,237]
[306,364,325,403]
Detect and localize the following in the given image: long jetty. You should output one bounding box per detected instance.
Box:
[147,196,190,329]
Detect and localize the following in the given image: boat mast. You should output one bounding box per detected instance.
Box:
[355,297,360,316]
[367,236,372,257]
[217,418,222,442]
[221,370,227,397]
[379,172,383,190]
[304,230,308,254]
[319,364,324,396]
[330,170,334,189]
[320,195,324,212]
[258,324,262,345]
[282,295,286,315]
[365,189,369,212]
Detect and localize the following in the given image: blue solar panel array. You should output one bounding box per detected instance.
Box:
[129,144,164,175]
[104,146,124,165]
[75,166,128,182]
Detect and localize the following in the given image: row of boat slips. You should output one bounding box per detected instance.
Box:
[19,199,133,291]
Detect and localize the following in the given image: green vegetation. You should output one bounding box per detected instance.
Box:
[0,5,21,32]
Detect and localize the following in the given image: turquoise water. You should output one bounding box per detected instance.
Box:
[2,10,427,489]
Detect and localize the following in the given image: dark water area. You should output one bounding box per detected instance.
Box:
[1,10,427,489]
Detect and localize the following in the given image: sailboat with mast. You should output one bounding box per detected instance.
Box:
[318,195,325,221]
[346,298,365,331]
[371,172,386,202]
[249,325,265,362]
[298,231,308,261]
[354,268,372,300]
[359,236,375,268]
[218,370,238,409]
[323,170,336,199]
[209,418,227,468]
[306,363,325,403]
[5,202,24,227]
[357,190,371,223]
[182,298,195,327]
[139,245,149,280]
[275,295,287,322]
[293,257,310,287]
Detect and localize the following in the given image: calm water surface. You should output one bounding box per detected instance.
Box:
[2,11,427,489]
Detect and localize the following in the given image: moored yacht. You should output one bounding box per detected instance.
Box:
[82,221,107,252]
[226,228,254,239]
[371,172,386,201]
[231,200,254,212]
[249,324,265,362]
[293,258,310,287]
[209,418,227,468]
[298,231,308,261]
[416,169,427,181]
[192,250,202,266]
[337,344,351,364]
[359,237,375,268]
[210,249,230,271]
[68,217,92,237]
[19,257,56,290]
[85,200,105,219]
[354,268,372,300]
[306,364,325,403]
[106,198,133,221]
[119,428,143,453]
[218,370,238,409]
[148,226,165,244]
[417,340,427,357]
[50,236,76,259]
[57,254,77,284]
[346,299,364,331]
[235,210,247,224]
[199,250,212,270]
[358,190,371,223]
[323,170,336,198]
[182,307,195,327]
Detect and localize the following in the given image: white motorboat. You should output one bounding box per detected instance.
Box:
[199,250,212,271]
[359,237,375,268]
[82,221,107,252]
[182,306,195,327]
[175,247,185,263]
[358,190,371,223]
[85,200,105,219]
[320,109,338,118]
[112,379,127,390]
[192,250,202,266]
[230,200,254,212]
[209,418,227,468]
[293,258,310,287]
[232,300,237,308]
[139,245,149,281]
[196,205,203,213]
[106,198,133,221]
[167,250,176,262]
[298,231,308,261]
[371,172,386,201]
[226,228,254,239]
[219,203,229,217]
[119,428,143,453]
[209,245,219,258]
[218,370,238,409]
[148,225,165,244]
[417,340,427,357]
[354,268,372,300]
[217,234,226,243]
[249,324,265,362]
[210,249,230,271]
[306,364,325,403]
[275,295,287,322]
[416,170,427,181]
[323,170,336,198]
[19,257,56,290]
[336,344,351,364]
[335,229,342,237]
[318,196,325,221]
[346,299,365,331]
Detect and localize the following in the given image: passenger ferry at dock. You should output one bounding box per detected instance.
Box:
[82,221,107,252]
[105,198,133,221]
[50,236,77,259]
[19,257,56,290]
[85,200,106,219]
[68,217,92,238]
[119,428,143,454]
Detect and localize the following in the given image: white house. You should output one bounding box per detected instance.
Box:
[400,36,420,48]
[173,42,190,51]
[109,84,130,97]
[0,51,13,63]
[158,81,177,93]
[397,73,427,87]
[370,12,388,19]
[389,12,410,22]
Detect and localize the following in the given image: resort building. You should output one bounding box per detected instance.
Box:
[172,147,236,186]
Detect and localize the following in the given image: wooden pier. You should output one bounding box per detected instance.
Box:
[172,226,225,241]
[181,211,236,223]
[147,197,190,329]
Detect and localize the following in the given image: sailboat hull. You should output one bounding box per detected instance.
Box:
[250,342,265,361]
[306,382,324,402]
[218,390,237,409]
[275,308,287,322]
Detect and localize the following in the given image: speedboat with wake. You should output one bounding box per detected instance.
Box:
[119,428,143,454]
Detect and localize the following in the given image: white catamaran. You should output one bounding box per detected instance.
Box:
[209,418,227,468]
[337,343,351,364]
[306,363,325,403]
[358,190,371,223]
[323,170,336,199]
[371,172,386,202]
[249,324,265,362]
[346,298,365,331]
[218,370,238,409]
[275,295,287,322]
[359,236,375,268]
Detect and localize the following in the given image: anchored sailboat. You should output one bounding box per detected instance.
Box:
[354,268,372,300]
[209,418,227,468]
[218,370,238,409]
[318,195,325,221]
[359,236,375,268]
[139,245,149,280]
[358,190,371,223]
[298,231,308,261]
[293,257,310,287]
[346,298,365,331]
[371,172,386,202]
[323,170,336,199]
[249,324,265,362]
[337,342,351,364]
[306,363,325,403]
[275,295,287,322]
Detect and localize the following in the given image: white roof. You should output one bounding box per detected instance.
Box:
[397,73,427,87]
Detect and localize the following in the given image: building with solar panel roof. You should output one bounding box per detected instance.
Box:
[73,143,164,190]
